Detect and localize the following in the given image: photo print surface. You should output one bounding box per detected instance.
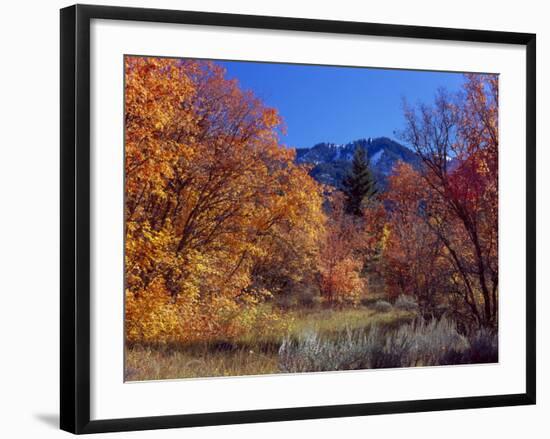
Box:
[124,56,498,381]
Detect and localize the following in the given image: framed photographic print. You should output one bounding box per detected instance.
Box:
[60,4,536,434]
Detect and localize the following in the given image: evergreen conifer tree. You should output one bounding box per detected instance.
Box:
[342,146,378,216]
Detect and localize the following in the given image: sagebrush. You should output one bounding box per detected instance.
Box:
[279,317,497,372]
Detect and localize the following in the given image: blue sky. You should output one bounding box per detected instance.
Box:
[218,60,465,149]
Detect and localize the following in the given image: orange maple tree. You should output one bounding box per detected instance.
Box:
[124,57,325,343]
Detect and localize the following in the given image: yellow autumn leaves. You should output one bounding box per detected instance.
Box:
[125,57,326,344]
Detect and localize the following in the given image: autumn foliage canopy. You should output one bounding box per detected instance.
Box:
[384,75,498,328]
[124,58,326,343]
[125,57,498,346]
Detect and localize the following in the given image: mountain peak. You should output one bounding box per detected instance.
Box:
[296,137,420,189]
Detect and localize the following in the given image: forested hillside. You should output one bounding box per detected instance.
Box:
[296,137,421,189]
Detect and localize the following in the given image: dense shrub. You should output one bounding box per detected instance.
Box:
[388,317,469,367]
[360,296,379,307]
[462,327,498,364]
[275,293,297,310]
[394,294,419,312]
[296,285,322,308]
[278,317,497,373]
[372,300,393,313]
[438,327,498,365]
[278,327,383,372]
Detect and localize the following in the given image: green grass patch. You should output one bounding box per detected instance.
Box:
[125,305,417,381]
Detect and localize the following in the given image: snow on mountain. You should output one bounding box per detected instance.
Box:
[295,137,421,189]
[370,149,384,165]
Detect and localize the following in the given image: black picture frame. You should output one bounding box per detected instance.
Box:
[60,4,536,434]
